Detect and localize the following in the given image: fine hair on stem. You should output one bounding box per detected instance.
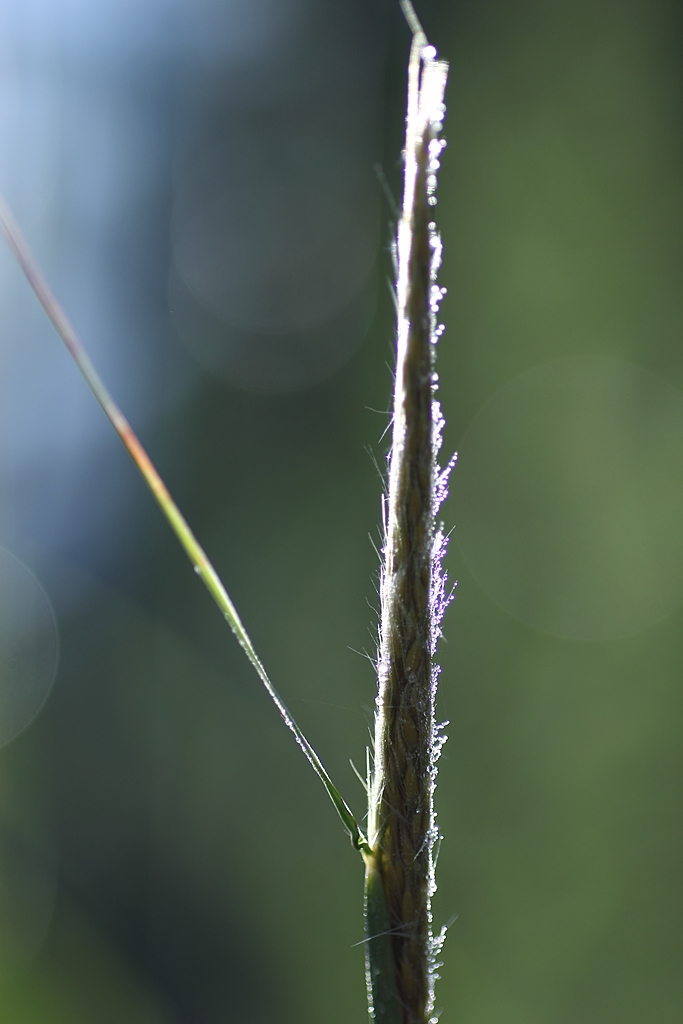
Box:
[364,3,453,1023]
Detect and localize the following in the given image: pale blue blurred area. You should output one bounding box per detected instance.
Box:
[0,0,190,580]
[0,0,383,585]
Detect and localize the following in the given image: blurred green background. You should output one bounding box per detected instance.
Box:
[0,0,682,1021]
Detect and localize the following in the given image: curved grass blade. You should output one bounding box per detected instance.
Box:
[0,194,368,856]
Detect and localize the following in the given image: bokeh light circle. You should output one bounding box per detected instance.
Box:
[454,356,683,640]
[0,827,55,977]
[0,549,58,744]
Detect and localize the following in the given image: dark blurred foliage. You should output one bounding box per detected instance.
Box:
[0,0,682,1022]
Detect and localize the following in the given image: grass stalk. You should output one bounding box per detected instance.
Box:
[365,5,451,1023]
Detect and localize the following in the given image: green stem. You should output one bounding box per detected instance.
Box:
[0,193,367,857]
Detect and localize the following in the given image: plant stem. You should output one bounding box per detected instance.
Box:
[0,193,367,857]
[365,5,450,1022]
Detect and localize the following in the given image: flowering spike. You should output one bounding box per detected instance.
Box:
[365,4,453,1022]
